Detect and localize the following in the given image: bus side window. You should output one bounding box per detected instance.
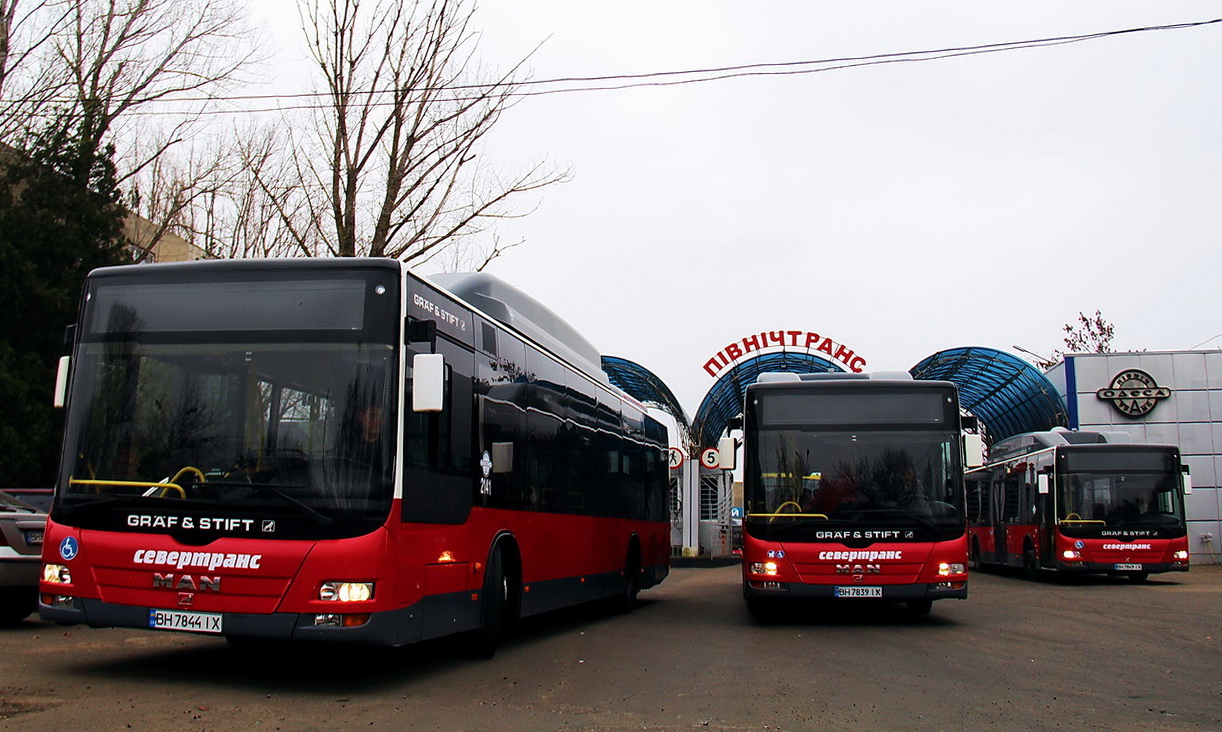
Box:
[1003,471,1021,522]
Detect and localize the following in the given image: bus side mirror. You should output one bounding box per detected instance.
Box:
[963,433,984,469]
[1182,465,1193,495]
[412,353,446,412]
[53,356,71,408]
[718,437,737,471]
[1037,473,1050,495]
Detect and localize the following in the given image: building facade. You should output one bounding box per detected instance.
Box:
[1046,351,1222,564]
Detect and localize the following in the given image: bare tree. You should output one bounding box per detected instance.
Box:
[123,139,238,262]
[259,0,566,266]
[1061,309,1115,355]
[54,0,259,187]
[0,0,70,142]
[190,124,319,260]
[1018,310,1117,370]
[3,0,261,265]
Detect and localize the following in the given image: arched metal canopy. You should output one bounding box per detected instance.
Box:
[910,346,1067,442]
[601,355,690,433]
[691,352,844,448]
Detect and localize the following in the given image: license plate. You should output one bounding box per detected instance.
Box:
[148,609,223,634]
[834,586,883,598]
[1114,563,1143,572]
[24,530,43,545]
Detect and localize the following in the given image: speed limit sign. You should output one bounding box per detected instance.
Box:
[700,448,720,469]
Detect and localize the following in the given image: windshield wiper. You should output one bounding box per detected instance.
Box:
[207,480,334,527]
[63,494,150,510]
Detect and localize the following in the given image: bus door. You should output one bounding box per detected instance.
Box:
[402,333,476,525]
[1034,465,1055,566]
[990,468,1009,565]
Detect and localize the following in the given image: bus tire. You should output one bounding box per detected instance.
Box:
[1023,543,1042,581]
[611,541,641,614]
[467,545,508,659]
[968,539,982,571]
[0,589,35,626]
[746,598,776,623]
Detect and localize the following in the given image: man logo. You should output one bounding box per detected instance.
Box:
[153,573,221,592]
[1096,369,1171,417]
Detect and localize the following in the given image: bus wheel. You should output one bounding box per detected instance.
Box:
[968,540,982,571]
[611,546,641,614]
[1127,572,1149,583]
[0,589,35,626]
[467,546,508,659]
[905,599,933,616]
[1023,544,1042,581]
[746,598,776,622]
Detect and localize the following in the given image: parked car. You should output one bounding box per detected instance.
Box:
[0,490,47,625]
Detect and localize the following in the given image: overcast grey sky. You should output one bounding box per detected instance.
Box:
[259,2,1222,423]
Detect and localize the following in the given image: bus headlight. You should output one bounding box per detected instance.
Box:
[937,563,966,577]
[43,564,72,584]
[749,562,779,577]
[1062,550,1082,560]
[320,582,375,602]
[1173,550,1189,561]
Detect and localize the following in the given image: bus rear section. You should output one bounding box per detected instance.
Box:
[740,373,970,616]
[965,430,1190,581]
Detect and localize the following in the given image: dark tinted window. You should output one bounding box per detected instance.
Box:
[90,280,367,334]
[757,390,949,426]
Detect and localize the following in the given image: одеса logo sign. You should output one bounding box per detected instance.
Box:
[1096,369,1171,417]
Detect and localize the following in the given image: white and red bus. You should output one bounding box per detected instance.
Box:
[740,372,972,616]
[40,259,669,653]
[964,429,1190,581]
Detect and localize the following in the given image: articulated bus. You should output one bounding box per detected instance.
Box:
[40,259,669,653]
[741,372,972,616]
[964,429,1190,581]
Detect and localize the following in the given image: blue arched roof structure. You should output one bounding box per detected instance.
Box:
[601,355,690,433]
[601,346,1068,451]
[691,352,844,447]
[910,346,1067,442]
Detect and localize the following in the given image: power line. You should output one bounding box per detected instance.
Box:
[9,17,1220,118]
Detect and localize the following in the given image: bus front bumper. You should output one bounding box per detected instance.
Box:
[1056,561,1189,575]
[38,590,482,647]
[743,580,967,601]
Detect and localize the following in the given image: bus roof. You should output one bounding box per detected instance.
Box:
[429,271,605,384]
[988,428,1137,462]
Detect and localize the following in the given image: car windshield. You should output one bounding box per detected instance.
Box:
[0,490,41,513]
[745,429,964,542]
[57,340,395,537]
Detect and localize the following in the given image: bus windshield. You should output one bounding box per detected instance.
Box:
[55,267,399,540]
[745,429,964,542]
[1058,449,1185,532]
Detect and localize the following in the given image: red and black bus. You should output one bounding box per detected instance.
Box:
[741,372,971,616]
[965,429,1190,581]
[40,259,669,653]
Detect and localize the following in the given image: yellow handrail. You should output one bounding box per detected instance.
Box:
[69,478,186,498]
[169,466,206,486]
